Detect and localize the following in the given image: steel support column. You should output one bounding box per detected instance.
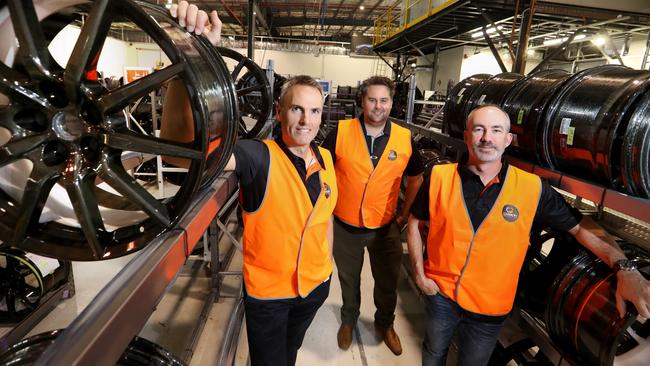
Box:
[483,26,508,73]
[247,0,255,58]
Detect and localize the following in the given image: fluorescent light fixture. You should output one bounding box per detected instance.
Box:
[471,26,503,39]
[543,33,586,46]
[592,36,606,46]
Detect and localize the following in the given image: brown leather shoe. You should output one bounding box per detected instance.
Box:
[337,324,354,350]
[375,324,402,355]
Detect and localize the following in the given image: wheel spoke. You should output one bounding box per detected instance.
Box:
[64,0,113,102]
[62,163,108,259]
[237,83,263,97]
[103,131,202,160]
[230,59,246,80]
[13,161,59,245]
[6,292,16,314]
[7,0,53,79]
[98,63,185,114]
[0,63,50,108]
[99,152,170,226]
[0,134,49,168]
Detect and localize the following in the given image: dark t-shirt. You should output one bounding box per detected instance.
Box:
[233,136,325,212]
[410,160,582,232]
[321,114,424,177]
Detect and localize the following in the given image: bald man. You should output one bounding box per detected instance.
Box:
[407,104,650,366]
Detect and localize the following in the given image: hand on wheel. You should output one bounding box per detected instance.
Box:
[170,1,222,46]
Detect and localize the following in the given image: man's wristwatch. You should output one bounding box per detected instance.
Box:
[613,259,637,274]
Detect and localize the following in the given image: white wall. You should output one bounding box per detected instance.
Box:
[48,25,390,88]
[227,48,392,88]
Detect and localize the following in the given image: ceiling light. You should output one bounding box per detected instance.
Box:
[471,26,503,39]
[411,62,417,68]
[592,36,606,46]
[543,37,565,46]
[359,5,365,10]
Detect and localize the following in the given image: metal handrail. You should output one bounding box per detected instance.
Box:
[373,0,461,46]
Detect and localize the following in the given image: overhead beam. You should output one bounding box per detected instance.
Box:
[272,17,374,27]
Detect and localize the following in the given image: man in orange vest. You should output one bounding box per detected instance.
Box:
[322,76,424,355]
[406,104,650,366]
[169,4,337,366]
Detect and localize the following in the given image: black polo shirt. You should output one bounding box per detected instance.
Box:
[321,114,424,177]
[410,159,582,232]
[233,136,325,212]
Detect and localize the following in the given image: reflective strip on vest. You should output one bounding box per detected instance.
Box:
[425,164,541,315]
[333,118,411,228]
[242,140,338,299]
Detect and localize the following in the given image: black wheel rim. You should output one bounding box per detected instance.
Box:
[0,0,237,260]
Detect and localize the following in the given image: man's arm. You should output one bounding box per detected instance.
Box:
[568,216,650,318]
[406,215,439,295]
[397,175,423,228]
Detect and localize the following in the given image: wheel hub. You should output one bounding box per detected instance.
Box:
[51,111,85,141]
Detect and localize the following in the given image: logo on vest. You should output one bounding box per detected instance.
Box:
[387,150,397,161]
[502,204,519,222]
[323,182,331,198]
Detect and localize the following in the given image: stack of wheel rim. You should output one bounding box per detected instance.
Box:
[516,229,582,319]
[501,69,572,165]
[0,0,238,260]
[443,73,490,138]
[444,73,519,139]
[0,249,71,323]
[540,65,650,193]
[0,329,185,365]
[544,245,649,366]
[444,66,650,198]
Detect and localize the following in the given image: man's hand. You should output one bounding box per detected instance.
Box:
[416,275,439,296]
[170,1,222,46]
[615,270,650,318]
[395,214,407,231]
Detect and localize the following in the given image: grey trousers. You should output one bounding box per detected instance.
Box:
[333,219,403,328]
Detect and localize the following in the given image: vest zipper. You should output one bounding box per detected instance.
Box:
[454,166,511,301]
[296,172,323,297]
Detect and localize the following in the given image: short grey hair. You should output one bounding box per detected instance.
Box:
[465,104,511,131]
[278,75,323,104]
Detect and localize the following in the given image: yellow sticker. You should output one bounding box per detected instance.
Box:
[517,109,524,125]
[567,126,575,146]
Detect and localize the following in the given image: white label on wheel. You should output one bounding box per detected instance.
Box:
[25,253,60,276]
[457,87,466,97]
[560,117,571,135]
[477,94,487,105]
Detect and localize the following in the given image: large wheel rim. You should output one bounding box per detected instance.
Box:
[215,47,272,139]
[0,329,185,365]
[0,0,238,260]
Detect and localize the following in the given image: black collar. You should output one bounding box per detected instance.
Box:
[358,113,391,137]
[274,135,326,169]
[457,153,509,185]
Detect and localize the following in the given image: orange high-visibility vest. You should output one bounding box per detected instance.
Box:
[425,163,541,315]
[242,140,338,299]
[333,118,411,228]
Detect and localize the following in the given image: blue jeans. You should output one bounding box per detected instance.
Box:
[422,293,505,366]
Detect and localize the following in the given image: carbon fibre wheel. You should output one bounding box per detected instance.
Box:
[0,0,238,260]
